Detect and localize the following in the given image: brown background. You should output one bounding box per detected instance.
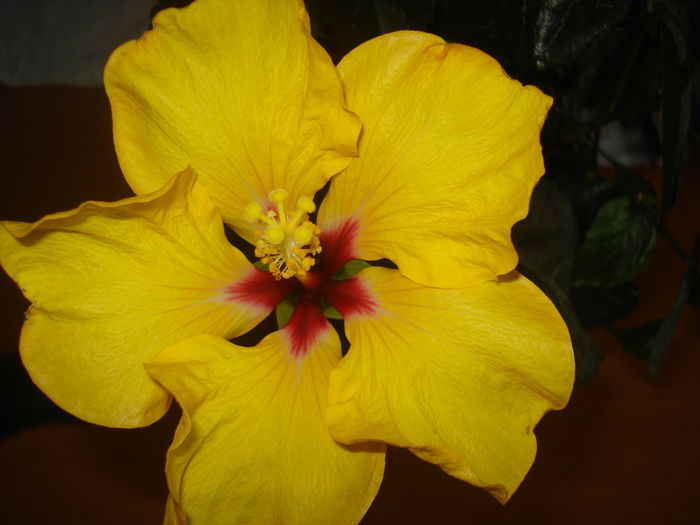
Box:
[0,84,698,524]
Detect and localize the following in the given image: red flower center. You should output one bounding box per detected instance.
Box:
[227,218,377,356]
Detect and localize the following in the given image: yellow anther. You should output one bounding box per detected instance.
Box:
[294,225,314,244]
[269,189,289,202]
[244,201,263,222]
[296,196,315,213]
[269,189,288,225]
[243,190,321,280]
[265,226,284,244]
[289,197,316,228]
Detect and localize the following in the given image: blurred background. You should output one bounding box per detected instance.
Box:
[1,0,699,523]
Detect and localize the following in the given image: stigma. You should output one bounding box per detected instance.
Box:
[245,189,322,280]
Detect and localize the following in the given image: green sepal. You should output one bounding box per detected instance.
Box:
[332,259,371,281]
[320,298,343,320]
[275,294,299,329]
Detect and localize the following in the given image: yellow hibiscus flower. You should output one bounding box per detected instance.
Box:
[0,0,575,523]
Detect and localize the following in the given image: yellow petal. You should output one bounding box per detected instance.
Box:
[105,0,360,240]
[0,169,282,428]
[146,329,385,525]
[327,267,574,503]
[318,31,552,288]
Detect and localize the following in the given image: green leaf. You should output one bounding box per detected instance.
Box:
[646,233,700,375]
[513,178,578,292]
[613,162,656,200]
[320,299,343,320]
[574,196,657,287]
[253,260,268,271]
[656,0,688,64]
[689,279,700,310]
[571,281,638,328]
[658,0,692,219]
[609,319,664,358]
[576,27,662,121]
[609,236,699,375]
[275,295,298,329]
[332,259,371,281]
[532,0,633,70]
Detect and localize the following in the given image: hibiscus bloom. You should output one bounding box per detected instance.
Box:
[0,0,574,523]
